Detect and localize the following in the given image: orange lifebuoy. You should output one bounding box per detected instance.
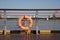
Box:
[18,16,33,30]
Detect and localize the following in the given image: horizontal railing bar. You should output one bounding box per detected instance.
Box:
[0,9,60,11]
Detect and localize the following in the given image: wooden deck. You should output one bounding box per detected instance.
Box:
[0,33,60,40]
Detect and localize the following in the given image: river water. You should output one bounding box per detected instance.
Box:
[0,19,60,30]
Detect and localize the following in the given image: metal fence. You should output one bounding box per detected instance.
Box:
[0,9,60,35]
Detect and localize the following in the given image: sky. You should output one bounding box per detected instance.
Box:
[0,0,60,9]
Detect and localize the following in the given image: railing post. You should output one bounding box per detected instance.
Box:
[4,10,7,35]
[35,11,38,35]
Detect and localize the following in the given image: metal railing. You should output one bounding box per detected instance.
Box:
[0,9,60,35]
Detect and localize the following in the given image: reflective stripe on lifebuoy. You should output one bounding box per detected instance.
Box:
[18,16,33,30]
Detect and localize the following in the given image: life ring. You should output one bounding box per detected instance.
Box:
[18,16,33,30]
